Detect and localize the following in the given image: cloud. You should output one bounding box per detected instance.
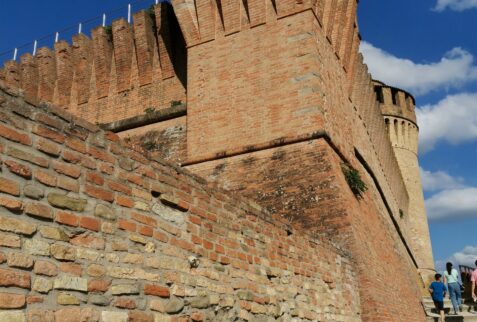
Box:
[420,168,464,191]
[426,187,477,220]
[434,0,477,11]
[438,246,477,270]
[360,42,477,96]
[416,92,477,153]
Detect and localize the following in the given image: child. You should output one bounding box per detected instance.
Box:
[429,273,447,322]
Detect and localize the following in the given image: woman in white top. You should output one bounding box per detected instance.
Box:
[443,262,462,315]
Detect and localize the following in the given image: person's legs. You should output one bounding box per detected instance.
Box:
[440,309,445,322]
[449,283,460,313]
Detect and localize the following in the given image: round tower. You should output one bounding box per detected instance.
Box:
[373,80,435,273]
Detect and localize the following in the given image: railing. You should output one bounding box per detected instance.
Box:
[0,0,170,65]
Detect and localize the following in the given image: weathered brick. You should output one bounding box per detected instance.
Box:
[33,277,53,293]
[84,185,114,202]
[36,137,62,156]
[34,260,58,276]
[87,279,111,292]
[47,193,87,211]
[0,267,30,289]
[28,309,55,322]
[0,292,26,308]
[70,232,105,250]
[35,169,57,187]
[24,184,44,200]
[54,275,87,291]
[4,159,32,178]
[0,195,23,212]
[0,216,36,235]
[55,307,81,322]
[32,124,66,144]
[0,123,31,145]
[144,284,170,298]
[0,233,21,248]
[59,262,82,276]
[79,216,100,231]
[55,211,79,227]
[39,225,70,241]
[118,219,136,232]
[0,176,20,196]
[58,175,80,192]
[7,146,49,167]
[116,195,134,208]
[7,252,34,268]
[65,138,87,154]
[25,202,54,220]
[24,239,50,256]
[52,160,82,178]
[113,297,136,309]
[50,244,76,261]
[86,171,104,185]
[128,311,154,322]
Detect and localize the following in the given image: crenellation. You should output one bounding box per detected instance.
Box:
[112,19,134,93]
[54,40,73,107]
[20,53,39,105]
[133,10,157,87]
[72,33,93,106]
[91,26,113,99]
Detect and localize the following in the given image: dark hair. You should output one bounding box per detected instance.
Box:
[446,262,453,275]
[435,273,442,280]
[475,260,477,267]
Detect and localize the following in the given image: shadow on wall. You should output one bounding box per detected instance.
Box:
[163,4,187,89]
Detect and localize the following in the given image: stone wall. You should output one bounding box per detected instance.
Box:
[0,89,361,321]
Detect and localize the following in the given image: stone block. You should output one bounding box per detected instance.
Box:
[54,276,88,291]
[6,252,33,268]
[50,243,76,261]
[47,193,87,211]
[24,239,50,256]
[101,311,128,322]
[33,277,53,293]
[111,283,140,295]
[0,311,26,322]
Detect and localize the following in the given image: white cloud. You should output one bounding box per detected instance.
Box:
[434,0,477,11]
[438,246,477,270]
[420,168,464,191]
[426,187,477,220]
[360,42,477,96]
[416,92,477,153]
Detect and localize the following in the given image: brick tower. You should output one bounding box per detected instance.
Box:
[374,80,435,273]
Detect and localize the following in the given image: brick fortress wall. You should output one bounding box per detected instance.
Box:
[0,89,361,321]
[0,1,434,321]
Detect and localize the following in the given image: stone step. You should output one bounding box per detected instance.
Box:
[424,297,477,321]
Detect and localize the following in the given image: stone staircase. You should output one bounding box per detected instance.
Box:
[423,297,477,321]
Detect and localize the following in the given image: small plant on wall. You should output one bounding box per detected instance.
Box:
[342,163,367,199]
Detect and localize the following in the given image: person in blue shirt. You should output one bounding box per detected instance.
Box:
[429,273,447,322]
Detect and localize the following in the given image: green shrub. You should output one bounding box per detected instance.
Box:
[342,163,367,199]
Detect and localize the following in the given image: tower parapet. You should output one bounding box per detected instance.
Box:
[374,80,435,273]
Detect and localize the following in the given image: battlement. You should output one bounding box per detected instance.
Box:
[0,4,186,124]
[374,80,417,125]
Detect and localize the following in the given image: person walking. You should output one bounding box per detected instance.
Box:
[429,273,447,322]
[471,260,477,308]
[444,262,462,315]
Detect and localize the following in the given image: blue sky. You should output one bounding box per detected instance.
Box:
[359,0,477,271]
[0,0,476,271]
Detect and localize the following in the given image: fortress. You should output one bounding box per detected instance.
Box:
[0,1,434,321]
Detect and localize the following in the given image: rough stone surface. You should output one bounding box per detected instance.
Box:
[54,276,88,291]
[47,193,87,212]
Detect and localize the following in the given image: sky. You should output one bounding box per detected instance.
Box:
[0,0,476,272]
